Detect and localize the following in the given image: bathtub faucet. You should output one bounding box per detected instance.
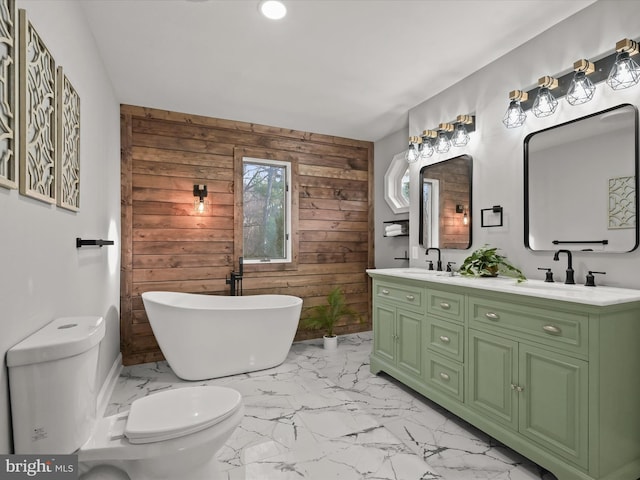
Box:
[226,257,244,296]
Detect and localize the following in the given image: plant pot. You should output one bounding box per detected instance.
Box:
[323,335,338,350]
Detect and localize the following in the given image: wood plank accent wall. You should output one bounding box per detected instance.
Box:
[120,105,374,366]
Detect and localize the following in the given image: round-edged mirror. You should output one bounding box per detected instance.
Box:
[524,103,639,253]
[419,154,472,249]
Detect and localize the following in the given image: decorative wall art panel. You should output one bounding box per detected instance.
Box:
[18,9,56,204]
[0,0,17,190]
[56,67,80,211]
[608,175,636,229]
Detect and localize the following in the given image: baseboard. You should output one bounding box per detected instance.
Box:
[97,353,122,418]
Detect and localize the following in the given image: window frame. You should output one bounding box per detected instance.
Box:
[234,148,299,272]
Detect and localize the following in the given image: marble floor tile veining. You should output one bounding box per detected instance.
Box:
[106,332,557,480]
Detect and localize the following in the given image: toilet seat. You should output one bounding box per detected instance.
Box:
[124,386,242,444]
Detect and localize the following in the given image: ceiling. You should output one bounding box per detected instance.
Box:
[80,0,596,142]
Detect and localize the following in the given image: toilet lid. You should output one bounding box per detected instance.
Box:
[124,386,242,444]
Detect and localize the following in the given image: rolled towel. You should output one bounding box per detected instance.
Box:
[386,230,404,237]
[385,224,403,234]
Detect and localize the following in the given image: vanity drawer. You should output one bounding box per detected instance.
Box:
[375,281,424,311]
[427,289,465,323]
[425,317,464,363]
[468,296,588,356]
[424,352,464,402]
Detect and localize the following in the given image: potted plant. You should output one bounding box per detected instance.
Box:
[459,245,526,283]
[301,287,361,349]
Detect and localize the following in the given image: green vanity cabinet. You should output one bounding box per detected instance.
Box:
[372,279,425,381]
[368,270,640,480]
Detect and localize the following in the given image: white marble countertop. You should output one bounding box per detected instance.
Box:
[366,268,640,307]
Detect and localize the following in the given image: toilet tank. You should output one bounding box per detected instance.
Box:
[7,316,105,454]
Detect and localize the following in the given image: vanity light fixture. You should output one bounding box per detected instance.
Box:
[566,59,596,105]
[193,184,208,213]
[502,90,528,128]
[451,115,473,147]
[259,0,287,20]
[607,38,640,90]
[435,123,453,154]
[419,130,436,160]
[532,76,559,118]
[405,136,421,163]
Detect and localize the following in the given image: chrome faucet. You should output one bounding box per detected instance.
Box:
[553,249,575,284]
[426,247,443,271]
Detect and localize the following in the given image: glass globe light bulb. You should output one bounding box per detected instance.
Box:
[607,51,640,90]
[532,87,558,118]
[502,100,526,128]
[566,71,596,105]
[419,138,434,160]
[405,144,418,163]
[435,131,451,154]
[451,124,470,147]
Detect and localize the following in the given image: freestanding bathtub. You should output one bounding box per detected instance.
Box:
[141,291,303,380]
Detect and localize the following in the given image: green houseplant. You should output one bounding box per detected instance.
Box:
[301,287,361,349]
[459,245,526,282]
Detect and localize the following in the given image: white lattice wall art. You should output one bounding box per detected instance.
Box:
[18,9,56,204]
[56,67,80,211]
[0,0,16,190]
[608,175,636,229]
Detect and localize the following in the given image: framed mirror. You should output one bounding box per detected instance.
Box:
[525,103,639,253]
[419,154,472,249]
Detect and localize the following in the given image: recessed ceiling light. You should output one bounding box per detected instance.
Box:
[259,0,287,20]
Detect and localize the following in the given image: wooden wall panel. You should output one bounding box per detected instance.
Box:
[120,105,374,366]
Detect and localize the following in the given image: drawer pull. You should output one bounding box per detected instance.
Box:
[381,289,390,295]
[440,302,451,310]
[439,335,451,344]
[439,372,450,382]
[406,294,415,301]
[510,383,524,392]
[543,325,562,335]
[485,312,500,320]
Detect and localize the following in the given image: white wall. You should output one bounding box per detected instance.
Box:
[0,0,120,453]
[406,0,640,289]
[373,128,410,268]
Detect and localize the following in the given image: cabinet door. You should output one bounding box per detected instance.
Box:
[397,308,423,377]
[373,303,396,363]
[518,344,588,469]
[468,329,518,430]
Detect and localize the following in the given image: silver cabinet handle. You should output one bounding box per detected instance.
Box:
[381,289,390,295]
[406,294,415,301]
[439,335,451,344]
[485,312,500,320]
[543,325,562,334]
[440,302,451,310]
[510,383,517,390]
[439,372,450,381]
[510,383,524,392]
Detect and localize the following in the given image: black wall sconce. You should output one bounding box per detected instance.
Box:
[481,205,503,227]
[503,37,640,128]
[193,184,208,213]
[406,114,476,163]
[456,204,469,225]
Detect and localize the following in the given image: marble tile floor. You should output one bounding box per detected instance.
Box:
[106,332,558,480]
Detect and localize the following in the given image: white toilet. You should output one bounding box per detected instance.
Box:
[7,316,244,480]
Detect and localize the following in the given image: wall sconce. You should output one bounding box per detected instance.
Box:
[193,184,208,213]
[504,37,640,128]
[451,115,473,147]
[405,136,421,163]
[419,130,436,160]
[607,38,640,90]
[435,123,453,154]
[456,204,469,225]
[567,59,596,105]
[503,90,528,128]
[532,76,558,118]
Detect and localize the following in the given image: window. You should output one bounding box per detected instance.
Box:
[384,151,411,214]
[242,157,292,263]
